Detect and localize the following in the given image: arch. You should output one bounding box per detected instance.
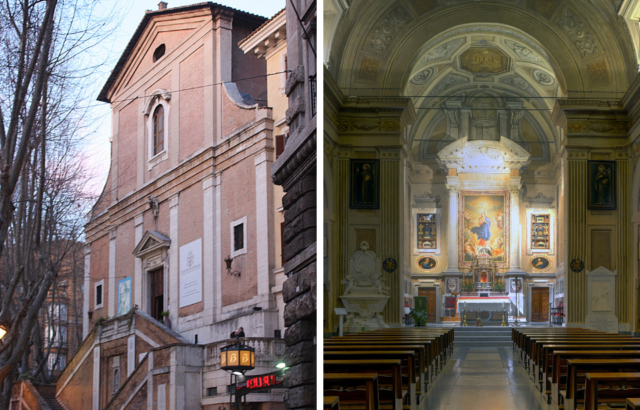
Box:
[327,1,636,96]
[152,105,164,156]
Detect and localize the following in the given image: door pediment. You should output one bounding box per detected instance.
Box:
[133,231,171,258]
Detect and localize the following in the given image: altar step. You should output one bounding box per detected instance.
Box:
[454,327,512,347]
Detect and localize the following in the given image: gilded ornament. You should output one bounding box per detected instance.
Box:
[359,58,381,82]
[378,120,400,132]
[586,61,610,85]
[460,47,510,74]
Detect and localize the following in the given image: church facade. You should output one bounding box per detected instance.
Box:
[45,3,290,410]
[324,0,640,335]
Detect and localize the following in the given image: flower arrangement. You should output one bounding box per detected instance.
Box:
[461,283,475,293]
[492,282,506,292]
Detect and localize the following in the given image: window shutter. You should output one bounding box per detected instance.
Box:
[275,134,285,158]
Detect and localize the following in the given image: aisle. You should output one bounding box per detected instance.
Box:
[422,346,550,410]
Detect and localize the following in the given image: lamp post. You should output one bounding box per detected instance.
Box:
[220,341,255,410]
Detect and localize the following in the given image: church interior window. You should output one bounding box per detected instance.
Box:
[153,44,166,62]
[153,105,164,155]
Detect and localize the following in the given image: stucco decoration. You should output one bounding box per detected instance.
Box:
[340,241,390,332]
[504,40,545,65]
[416,25,550,64]
[366,5,412,54]
[142,89,171,115]
[432,73,468,94]
[460,47,510,74]
[527,192,554,208]
[557,8,601,58]
[414,192,441,208]
[501,74,537,96]
[410,67,436,85]
[437,137,531,173]
[586,60,610,85]
[359,57,381,81]
[420,38,465,63]
[532,69,555,87]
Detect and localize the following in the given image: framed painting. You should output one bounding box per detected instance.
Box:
[530,255,551,272]
[117,276,132,317]
[417,213,437,250]
[350,159,379,209]
[416,256,438,271]
[587,160,616,210]
[458,190,510,268]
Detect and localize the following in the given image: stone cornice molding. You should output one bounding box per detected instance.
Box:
[437,137,530,173]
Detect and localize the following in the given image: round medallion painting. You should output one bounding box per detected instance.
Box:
[416,256,438,271]
[530,256,551,272]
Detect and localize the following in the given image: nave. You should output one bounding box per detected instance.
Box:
[423,346,545,410]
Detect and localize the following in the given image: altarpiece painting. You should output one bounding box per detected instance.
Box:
[417,213,437,250]
[350,159,380,209]
[459,190,509,268]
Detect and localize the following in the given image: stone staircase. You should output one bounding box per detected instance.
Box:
[454,326,512,347]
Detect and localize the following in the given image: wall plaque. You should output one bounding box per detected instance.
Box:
[179,238,203,308]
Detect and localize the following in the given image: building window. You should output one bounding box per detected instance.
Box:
[234,224,243,251]
[207,387,217,397]
[113,368,120,393]
[153,44,166,62]
[275,134,286,158]
[58,355,66,371]
[153,105,164,155]
[230,216,247,258]
[95,280,104,310]
[280,221,286,265]
[47,354,57,372]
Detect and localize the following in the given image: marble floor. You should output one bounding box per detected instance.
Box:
[422,346,550,410]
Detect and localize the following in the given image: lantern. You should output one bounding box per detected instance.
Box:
[220,344,255,373]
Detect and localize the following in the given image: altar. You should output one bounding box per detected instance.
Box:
[458,296,511,326]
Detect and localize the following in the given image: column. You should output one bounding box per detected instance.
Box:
[202,175,215,328]
[444,179,459,273]
[507,183,524,274]
[108,228,117,317]
[498,110,508,139]
[615,148,631,326]
[127,335,135,377]
[255,149,274,299]
[134,213,143,309]
[380,147,403,325]
[331,151,350,333]
[169,193,179,327]
[83,245,91,339]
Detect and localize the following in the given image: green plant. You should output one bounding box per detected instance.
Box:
[160,310,170,317]
[492,282,506,292]
[409,309,428,326]
[461,283,475,293]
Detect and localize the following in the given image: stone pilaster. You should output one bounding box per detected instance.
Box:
[83,245,91,339]
[255,149,275,300]
[444,181,459,273]
[134,213,143,310]
[380,146,404,325]
[202,176,215,327]
[330,149,350,333]
[615,146,632,326]
[108,228,117,317]
[565,146,589,325]
[169,193,179,327]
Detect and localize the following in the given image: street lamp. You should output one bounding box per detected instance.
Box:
[275,361,286,369]
[220,342,255,410]
[0,326,7,340]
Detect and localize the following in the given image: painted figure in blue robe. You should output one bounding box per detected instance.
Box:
[470,212,491,247]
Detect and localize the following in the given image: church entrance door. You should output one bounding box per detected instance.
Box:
[419,287,437,323]
[149,268,164,321]
[531,287,549,322]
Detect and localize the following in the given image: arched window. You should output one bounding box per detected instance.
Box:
[153,105,164,155]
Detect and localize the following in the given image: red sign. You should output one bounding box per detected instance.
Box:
[237,370,284,394]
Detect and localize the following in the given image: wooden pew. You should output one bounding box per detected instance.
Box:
[323,351,418,410]
[548,349,640,407]
[562,359,640,410]
[583,373,640,410]
[627,398,640,409]
[324,396,340,410]
[324,373,380,410]
[324,360,406,410]
[341,334,444,368]
[324,345,428,392]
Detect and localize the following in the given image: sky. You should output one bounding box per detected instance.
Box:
[83,0,285,196]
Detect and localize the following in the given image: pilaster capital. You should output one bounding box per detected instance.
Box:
[134,212,144,227]
[108,227,117,240]
[84,244,92,255]
[169,193,180,209]
[445,184,459,195]
[507,184,521,194]
[563,145,590,160]
[378,145,403,160]
[202,175,214,191]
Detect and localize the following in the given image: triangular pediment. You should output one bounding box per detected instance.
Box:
[133,231,171,258]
